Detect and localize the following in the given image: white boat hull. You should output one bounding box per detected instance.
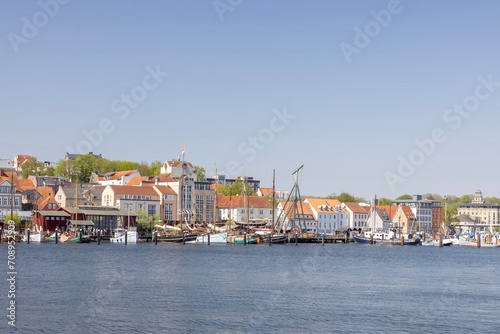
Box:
[459,238,500,248]
[195,233,227,244]
[23,233,44,242]
[110,231,138,243]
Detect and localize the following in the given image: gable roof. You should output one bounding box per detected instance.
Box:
[305,197,342,213]
[374,205,400,220]
[153,185,177,195]
[18,179,36,191]
[107,185,162,196]
[343,202,369,214]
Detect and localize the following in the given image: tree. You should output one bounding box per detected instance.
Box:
[149,160,163,176]
[20,157,44,179]
[3,212,21,230]
[135,209,160,233]
[215,179,255,196]
[377,198,393,206]
[74,154,102,183]
[54,159,77,180]
[327,192,364,203]
[458,195,472,204]
[396,194,413,200]
[195,165,206,182]
[136,161,151,176]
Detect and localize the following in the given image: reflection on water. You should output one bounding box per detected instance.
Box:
[3,243,500,333]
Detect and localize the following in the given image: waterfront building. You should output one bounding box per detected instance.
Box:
[304,198,348,234]
[0,171,22,218]
[457,190,500,225]
[391,205,417,234]
[342,202,369,229]
[392,195,439,233]
[63,205,135,232]
[55,183,104,208]
[31,193,70,231]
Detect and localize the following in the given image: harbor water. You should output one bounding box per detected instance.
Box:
[2,242,500,333]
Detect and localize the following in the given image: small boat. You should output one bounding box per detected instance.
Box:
[233,236,257,244]
[22,231,45,242]
[421,238,453,246]
[110,228,138,243]
[352,233,373,244]
[158,233,198,243]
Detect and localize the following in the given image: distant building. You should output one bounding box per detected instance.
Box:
[342,202,369,229]
[90,170,141,186]
[392,195,440,233]
[304,198,348,234]
[457,190,500,225]
[0,159,13,170]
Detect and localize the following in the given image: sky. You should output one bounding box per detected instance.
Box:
[1,0,500,200]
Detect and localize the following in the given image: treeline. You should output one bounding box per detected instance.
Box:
[18,155,206,183]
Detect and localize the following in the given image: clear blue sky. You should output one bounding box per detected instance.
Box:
[1,0,500,200]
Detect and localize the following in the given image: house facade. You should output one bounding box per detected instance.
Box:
[304,198,348,234]
[342,202,369,229]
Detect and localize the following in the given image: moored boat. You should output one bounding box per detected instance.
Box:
[194,232,227,244]
[110,227,138,243]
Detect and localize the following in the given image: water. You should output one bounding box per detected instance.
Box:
[1,242,500,333]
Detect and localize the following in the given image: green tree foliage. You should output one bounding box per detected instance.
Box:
[263,194,279,207]
[377,197,393,206]
[458,195,472,204]
[396,194,413,200]
[54,160,75,180]
[484,197,500,205]
[3,212,21,229]
[74,154,102,183]
[136,161,151,177]
[216,178,256,196]
[442,195,461,226]
[149,160,163,176]
[327,192,365,203]
[20,157,44,179]
[195,165,206,182]
[135,209,160,233]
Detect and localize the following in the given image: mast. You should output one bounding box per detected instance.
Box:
[10,170,13,226]
[213,164,218,233]
[179,143,185,233]
[271,169,275,235]
[75,174,79,230]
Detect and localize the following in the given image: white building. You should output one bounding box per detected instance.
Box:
[304,198,348,234]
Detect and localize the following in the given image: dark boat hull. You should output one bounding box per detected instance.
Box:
[158,234,198,243]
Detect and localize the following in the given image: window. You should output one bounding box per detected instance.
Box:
[148,204,156,216]
[196,195,204,221]
[165,203,173,220]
